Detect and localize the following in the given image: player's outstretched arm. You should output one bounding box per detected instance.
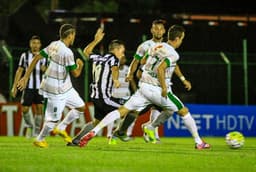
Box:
[83,28,105,58]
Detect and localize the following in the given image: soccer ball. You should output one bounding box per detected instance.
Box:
[225,131,245,149]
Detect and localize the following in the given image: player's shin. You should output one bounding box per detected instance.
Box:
[92,110,121,134]
[57,109,83,131]
[181,112,202,144]
[150,110,173,128]
[117,112,137,135]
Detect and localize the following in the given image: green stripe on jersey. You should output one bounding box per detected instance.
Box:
[164,58,171,67]
[134,54,142,60]
[40,50,48,58]
[66,64,77,72]
[43,98,48,114]
[167,92,183,110]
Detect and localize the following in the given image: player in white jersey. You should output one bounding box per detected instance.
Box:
[17,24,85,148]
[79,25,210,150]
[11,35,46,137]
[111,20,166,142]
[113,19,191,143]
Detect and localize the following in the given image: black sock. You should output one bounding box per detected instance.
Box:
[118,113,136,135]
[72,122,94,144]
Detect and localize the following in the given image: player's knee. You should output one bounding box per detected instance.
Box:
[76,105,86,112]
[177,107,189,116]
[34,104,43,115]
[118,106,130,118]
[22,106,30,113]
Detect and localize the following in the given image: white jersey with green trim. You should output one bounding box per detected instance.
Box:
[39,40,77,97]
[134,39,157,60]
[140,42,179,87]
[112,65,130,98]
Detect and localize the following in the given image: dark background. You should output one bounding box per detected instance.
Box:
[0,0,255,105]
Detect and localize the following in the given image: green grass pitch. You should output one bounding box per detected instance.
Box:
[0,136,255,172]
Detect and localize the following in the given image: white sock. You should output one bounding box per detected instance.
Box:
[150,109,161,139]
[36,121,56,141]
[154,127,159,139]
[34,115,43,135]
[181,112,202,144]
[150,109,161,122]
[107,122,115,138]
[126,121,135,136]
[92,110,120,134]
[57,109,83,131]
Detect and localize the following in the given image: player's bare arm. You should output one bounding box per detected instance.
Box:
[40,65,47,73]
[157,60,168,97]
[111,66,121,88]
[83,28,105,58]
[126,58,140,82]
[11,67,24,98]
[174,64,192,91]
[71,58,84,78]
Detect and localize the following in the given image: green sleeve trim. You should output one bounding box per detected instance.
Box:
[66,64,77,72]
[164,58,171,67]
[40,50,48,58]
[144,52,149,59]
[134,54,143,60]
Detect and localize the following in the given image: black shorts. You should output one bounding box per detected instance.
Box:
[91,97,121,121]
[21,89,44,106]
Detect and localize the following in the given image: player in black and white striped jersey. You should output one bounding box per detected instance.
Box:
[67,28,127,146]
[11,35,47,137]
[89,53,121,100]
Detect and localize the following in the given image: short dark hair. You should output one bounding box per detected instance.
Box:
[30,35,41,41]
[59,24,75,39]
[108,39,125,52]
[167,25,185,41]
[152,19,166,26]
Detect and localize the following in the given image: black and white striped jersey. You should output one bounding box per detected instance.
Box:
[18,51,47,89]
[89,53,119,99]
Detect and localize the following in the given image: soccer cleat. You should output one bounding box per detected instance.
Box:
[66,138,80,146]
[66,142,79,147]
[141,124,150,143]
[52,128,72,143]
[143,125,156,143]
[195,141,211,150]
[113,131,133,142]
[143,132,150,143]
[79,131,95,147]
[33,140,48,148]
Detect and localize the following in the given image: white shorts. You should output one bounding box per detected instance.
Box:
[44,88,85,121]
[124,82,184,112]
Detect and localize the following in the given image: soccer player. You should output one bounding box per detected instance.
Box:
[67,28,128,146]
[17,24,85,148]
[79,24,210,150]
[11,35,46,137]
[107,55,134,140]
[114,19,191,143]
